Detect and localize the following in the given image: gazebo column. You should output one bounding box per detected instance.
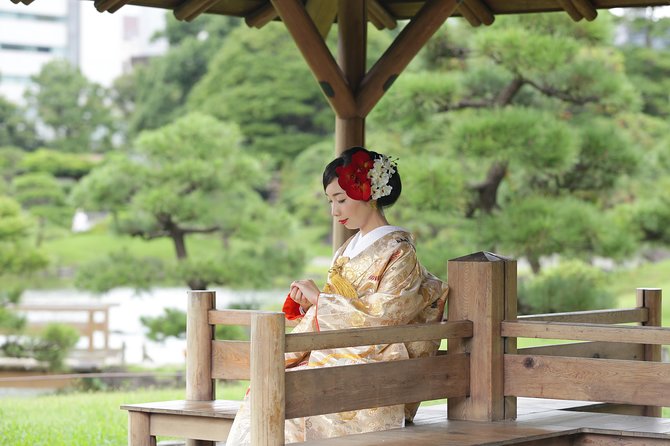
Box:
[333,0,366,249]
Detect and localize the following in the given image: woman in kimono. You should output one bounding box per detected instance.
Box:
[227,147,448,444]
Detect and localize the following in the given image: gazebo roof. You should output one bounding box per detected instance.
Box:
[80,0,669,28]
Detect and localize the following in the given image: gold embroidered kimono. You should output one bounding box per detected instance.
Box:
[226,230,448,445]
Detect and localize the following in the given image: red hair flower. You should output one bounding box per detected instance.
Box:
[335,150,374,201]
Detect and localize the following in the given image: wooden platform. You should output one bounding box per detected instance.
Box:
[126,398,670,446]
[302,399,670,445]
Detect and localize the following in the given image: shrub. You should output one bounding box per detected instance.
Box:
[33,323,80,371]
[519,260,614,314]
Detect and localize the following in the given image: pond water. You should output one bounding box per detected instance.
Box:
[19,287,282,366]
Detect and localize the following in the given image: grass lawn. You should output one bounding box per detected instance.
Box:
[0,382,248,446]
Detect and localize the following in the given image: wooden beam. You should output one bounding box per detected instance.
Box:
[245,3,278,28]
[504,355,670,407]
[557,0,584,21]
[357,0,459,117]
[286,320,473,352]
[285,354,469,418]
[458,3,483,27]
[518,307,648,324]
[174,0,219,22]
[368,0,397,30]
[463,0,495,25]
[94,0,129,13]
[501,321,670,345]
[571,0,598,21]
[305,0,338,38]
[270,0,357,118]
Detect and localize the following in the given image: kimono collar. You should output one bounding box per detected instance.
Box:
[339,225,407,261]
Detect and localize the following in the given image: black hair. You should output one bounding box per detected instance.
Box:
[322,146,401,209]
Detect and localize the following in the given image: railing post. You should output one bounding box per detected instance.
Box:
[186,290,216,446]
[637,287,662,418]
[447,251,517,421]
[250,312,285,446]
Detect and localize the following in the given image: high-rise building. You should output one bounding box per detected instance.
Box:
[0,0,80,103]
[0,1,167,104]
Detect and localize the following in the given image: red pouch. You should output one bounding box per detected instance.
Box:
[282,293,303,320]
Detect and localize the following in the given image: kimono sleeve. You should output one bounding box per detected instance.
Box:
[315,242,427,331]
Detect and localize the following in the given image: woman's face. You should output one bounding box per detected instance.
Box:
[325,179,376,231]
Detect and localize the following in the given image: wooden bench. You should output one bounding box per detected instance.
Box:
[121,291,472,445]
[122,253,670,446]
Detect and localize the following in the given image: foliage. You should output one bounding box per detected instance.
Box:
[1,323,79,371]
[0,97,39,150]
[188,23,333,162]
[71,112,306,290]
[0,196,48,277]
[19,148,98,180]
[111,16,237,137]
[518,260,615,314]
[74,249,165,293]
[25,60,114,153]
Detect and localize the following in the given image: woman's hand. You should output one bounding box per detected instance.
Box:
[290,279,320,309]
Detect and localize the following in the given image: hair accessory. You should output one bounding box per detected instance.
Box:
[335,150,397,202]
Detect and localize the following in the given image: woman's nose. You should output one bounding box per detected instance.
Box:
[331,203,339,217]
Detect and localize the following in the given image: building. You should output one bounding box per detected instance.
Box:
[0,1,166,104]
[0,0,79,103]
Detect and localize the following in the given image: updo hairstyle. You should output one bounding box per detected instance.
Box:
[322,146,401,209]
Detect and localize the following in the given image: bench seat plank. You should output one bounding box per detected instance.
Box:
[121,400,240,419]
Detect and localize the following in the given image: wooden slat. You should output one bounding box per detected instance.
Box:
[128,411,154,446]
[245,3,277,28]
[637,288,663,418]
[571,0,598,20]
[368,0,397,30]
[149,413,232,442]
[518,308,648,324]
[305,0,338,38]
[285,353,469,419]
[94,0,130,13]
[518,341,645,360]
[504,355,670,407]
[174,0,219,21]
[501,321,670,345]
[271,0,357,118]
[208,309,254,326]
[457,3,482,27]
[575,434,670,446]
[357,0,459,117]
[285,320,472,353]
[121,400,240,419]
[463,0,494,25]
[557,0,584,21]
[211,340,250,380]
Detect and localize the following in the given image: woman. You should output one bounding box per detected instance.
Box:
[227,147,448,444]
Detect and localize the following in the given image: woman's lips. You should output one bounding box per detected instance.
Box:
[339,219,348,225]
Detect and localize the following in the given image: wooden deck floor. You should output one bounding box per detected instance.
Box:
[300,399,670,445]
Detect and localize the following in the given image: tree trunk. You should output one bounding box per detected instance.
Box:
[527,254,541,275]
[466,161,508,218]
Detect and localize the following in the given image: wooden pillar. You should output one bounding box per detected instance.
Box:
[637,287,662,417]
[250,312,286,446]
[447,251,517,421]
[333,0,366,250]
[186,290,215,446]
[88,309,95,351]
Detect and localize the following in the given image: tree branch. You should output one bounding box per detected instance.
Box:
[524,78,600,105]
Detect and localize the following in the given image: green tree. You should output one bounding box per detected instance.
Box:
[71,112,306,291]
[0,97,39,150]
[188,23,333,163]
[25,60,114,153]
[371,14,642,272]
[0,196,48,333]
[111,15,238,138]
[12,173,70,246]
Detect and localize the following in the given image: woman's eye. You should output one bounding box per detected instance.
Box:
[337,200,345,204]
